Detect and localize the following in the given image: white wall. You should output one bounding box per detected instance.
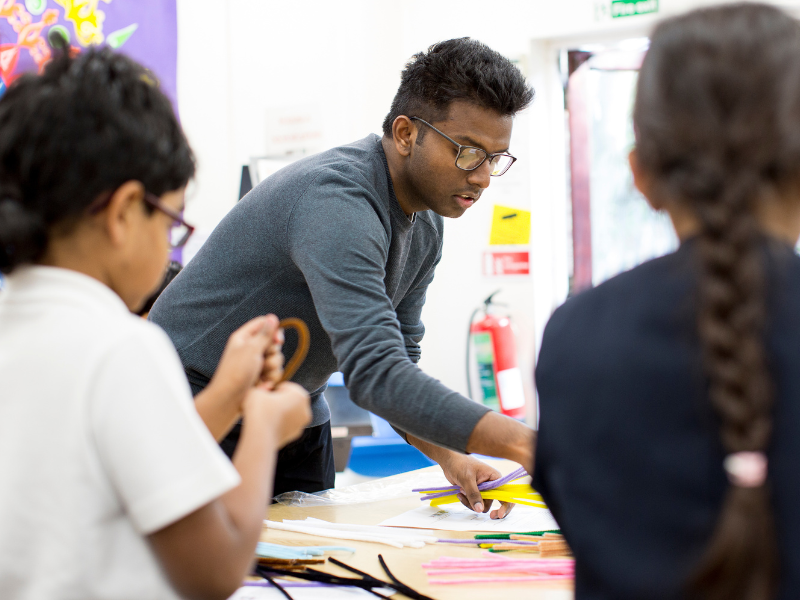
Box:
[176,0,408,236]
[177,0,800,231]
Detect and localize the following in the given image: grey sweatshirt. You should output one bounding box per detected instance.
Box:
[149,135,489,453]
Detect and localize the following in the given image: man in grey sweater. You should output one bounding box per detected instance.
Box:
[150,38,535,518]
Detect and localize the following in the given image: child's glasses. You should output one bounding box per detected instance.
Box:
[88,188,195,249]
[142,192,194,249]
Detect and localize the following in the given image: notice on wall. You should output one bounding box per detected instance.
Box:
[489,205,531,246]
[264,105,324,156]
[611,0,658,18]
[483,250,530,276]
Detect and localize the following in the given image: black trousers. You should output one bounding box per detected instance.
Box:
[219,420,335,497]
[188,370,335,497]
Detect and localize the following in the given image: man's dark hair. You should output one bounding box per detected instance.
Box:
[382,37,534,137]
[0,39,195,274]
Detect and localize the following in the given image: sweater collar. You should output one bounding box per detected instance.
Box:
[375,137,415,231]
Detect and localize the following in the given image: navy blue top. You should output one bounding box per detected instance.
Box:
[533,238,800,599]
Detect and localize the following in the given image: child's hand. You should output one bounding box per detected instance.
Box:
[213,315,283,406]
[258,325,285,391]
[243,382,311,448]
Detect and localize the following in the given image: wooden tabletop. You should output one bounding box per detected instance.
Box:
[259,462,574,600]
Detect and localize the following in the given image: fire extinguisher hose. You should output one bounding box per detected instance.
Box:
[465,306,482,401]
[466,290,501,401]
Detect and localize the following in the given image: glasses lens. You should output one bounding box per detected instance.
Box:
[489,154,514,176]
[456,147,486,171]
[170,223,190,248]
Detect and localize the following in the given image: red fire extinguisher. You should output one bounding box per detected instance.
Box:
[467,291,526,419]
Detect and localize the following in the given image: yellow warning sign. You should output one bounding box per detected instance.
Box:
[489,205,531,245]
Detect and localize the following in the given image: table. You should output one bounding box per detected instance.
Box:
[259,462,574,600]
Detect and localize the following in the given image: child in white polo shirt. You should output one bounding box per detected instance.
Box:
[0,43,311,599]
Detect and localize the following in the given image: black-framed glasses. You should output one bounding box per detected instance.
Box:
[88,187,195,248]
[142,192,195,248]
[410,117,517,176]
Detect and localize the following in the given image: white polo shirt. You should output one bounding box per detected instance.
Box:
[0,266,241,600]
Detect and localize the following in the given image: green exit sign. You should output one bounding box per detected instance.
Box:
[611,0,658,18]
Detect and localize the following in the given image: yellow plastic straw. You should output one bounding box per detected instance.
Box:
[426,484,547,508]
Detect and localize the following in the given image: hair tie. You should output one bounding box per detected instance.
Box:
[724,451,768,488]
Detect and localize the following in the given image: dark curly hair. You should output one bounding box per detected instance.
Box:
[633,4,800,598]
[381,37,534,138]
[0,40,195,275]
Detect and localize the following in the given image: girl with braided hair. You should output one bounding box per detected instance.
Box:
[533,4,800,599]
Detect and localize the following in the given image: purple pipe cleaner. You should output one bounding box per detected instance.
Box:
[413,466,526,494]
[414,467,528,501]
[243,581,330,588]
[436,538,537,545]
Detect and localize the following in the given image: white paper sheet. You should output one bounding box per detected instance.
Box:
[229,584,393,599]
[379,503,559,533]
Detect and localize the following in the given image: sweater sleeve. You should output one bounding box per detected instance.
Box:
[287,172,489,453]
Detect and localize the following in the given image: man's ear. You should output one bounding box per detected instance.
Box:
[391,116,417,158]
[99,180,145,248]
[629,149,662,211]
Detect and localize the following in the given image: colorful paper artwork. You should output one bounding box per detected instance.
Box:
[0,0,177,105]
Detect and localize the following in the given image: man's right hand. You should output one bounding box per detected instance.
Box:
[466,411,535,475]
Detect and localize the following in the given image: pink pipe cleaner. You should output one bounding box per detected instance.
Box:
[480,551,574,560]
[423,557,575,568]
[428,574,573,585]
[426,566,574,576]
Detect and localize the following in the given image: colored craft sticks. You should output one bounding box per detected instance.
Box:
[436,531,572,557]
[474,529,561,539]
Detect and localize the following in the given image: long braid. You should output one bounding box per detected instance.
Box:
[690,171,777,599]
[630,4,800,598]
